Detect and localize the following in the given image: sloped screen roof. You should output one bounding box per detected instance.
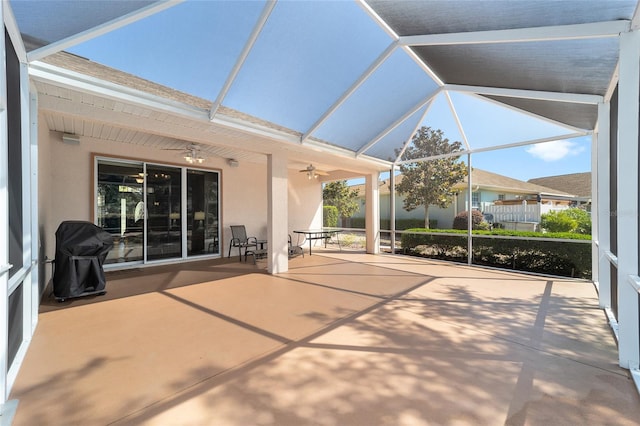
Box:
[10,0,639,165]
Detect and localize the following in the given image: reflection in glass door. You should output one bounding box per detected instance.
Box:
[146,165,182,261]
[96,158,220,266]
[97,161,144,264]
[187,169,219,256]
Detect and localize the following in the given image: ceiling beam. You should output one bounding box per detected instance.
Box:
[445,91,470,151]
[605,62,620,103]
[394,97,436,164]
[631,0,640,30]
[395,131,590,165]
[209,0,276,121]
[4,2,27,63]
[444,83,603,105]
[464,92,591,133]
[27,0,184,62]
[399,20,630,47]
[32,61,392,171]
[301,40,398,144]
[357,88,440,156]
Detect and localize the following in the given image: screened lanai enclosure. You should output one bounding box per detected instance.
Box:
[2,0,640,415]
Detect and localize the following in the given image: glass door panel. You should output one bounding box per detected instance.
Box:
[97,161,144,264]
[187,169,219,256]
[146,165,182,261]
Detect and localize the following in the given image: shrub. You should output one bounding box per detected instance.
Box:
[323,205,338,227]
[399,228,591,279]
[540,209,588,233]
[564,208,592,235]
[453,210,490,230]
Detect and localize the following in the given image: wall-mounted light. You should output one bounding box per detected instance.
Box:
[227,158,239,167]
[62,133,80,145]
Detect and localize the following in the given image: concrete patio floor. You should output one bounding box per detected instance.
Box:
[9,251,640,425]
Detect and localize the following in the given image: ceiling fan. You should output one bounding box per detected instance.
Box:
[299,164,328,180]
[162,143,205,164]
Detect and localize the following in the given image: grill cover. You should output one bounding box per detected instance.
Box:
[53,221,114,299]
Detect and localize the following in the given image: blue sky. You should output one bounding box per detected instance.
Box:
[66,0,591,184]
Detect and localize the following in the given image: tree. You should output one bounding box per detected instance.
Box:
[322,180,360,226]
[395,126,467,228]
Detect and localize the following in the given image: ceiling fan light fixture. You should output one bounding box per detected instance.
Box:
[300,164,326,180]
[182,144,205,164]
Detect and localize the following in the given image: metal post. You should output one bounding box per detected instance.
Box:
[390,167,396,254]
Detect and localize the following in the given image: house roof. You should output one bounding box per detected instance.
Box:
[351,168,574,198]
[13,1,639,171]
[455,168,574,197]
[528,172,592,198]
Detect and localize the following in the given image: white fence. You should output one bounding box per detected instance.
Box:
[483,203,568,224]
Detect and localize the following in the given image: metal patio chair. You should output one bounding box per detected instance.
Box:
[228,225,258,261]
[289,234,304,258]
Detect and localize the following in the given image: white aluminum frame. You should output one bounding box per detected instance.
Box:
[616,30,640,372]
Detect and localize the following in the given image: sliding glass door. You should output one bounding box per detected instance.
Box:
[96,160,145,264]
[96,158,220,266]
[146,165,182,261]
[187,169,219,256]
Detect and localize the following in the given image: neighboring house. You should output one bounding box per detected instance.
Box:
[349,168,577,229]
[528,172,592,206]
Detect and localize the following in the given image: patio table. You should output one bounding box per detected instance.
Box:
[293,229,341,255]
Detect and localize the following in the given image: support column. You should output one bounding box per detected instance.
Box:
[0,12,8,405]
[596,101,611,309]
[467,154,473,266]
[389,168,396,254]
[267,152,288,274]
[365,171,380,254]
[616,30,640,370]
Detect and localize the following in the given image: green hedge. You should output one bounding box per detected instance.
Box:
[348,218,437,230]
[323,206,338,227]
[400,228,591,279]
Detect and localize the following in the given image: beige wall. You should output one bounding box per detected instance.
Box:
[38,116,54,292]
[38,123,323,279]
[288,171,323,236]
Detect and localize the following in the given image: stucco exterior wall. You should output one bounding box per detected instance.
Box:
[288,172,323,235]
[357,193,456,229]
[37,115,54,292]
[37,127,321,273]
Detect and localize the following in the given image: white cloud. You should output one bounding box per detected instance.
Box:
[526,140,585,162]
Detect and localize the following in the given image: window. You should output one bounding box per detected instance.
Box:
[96,157,220,265]
[472,191,480,209]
